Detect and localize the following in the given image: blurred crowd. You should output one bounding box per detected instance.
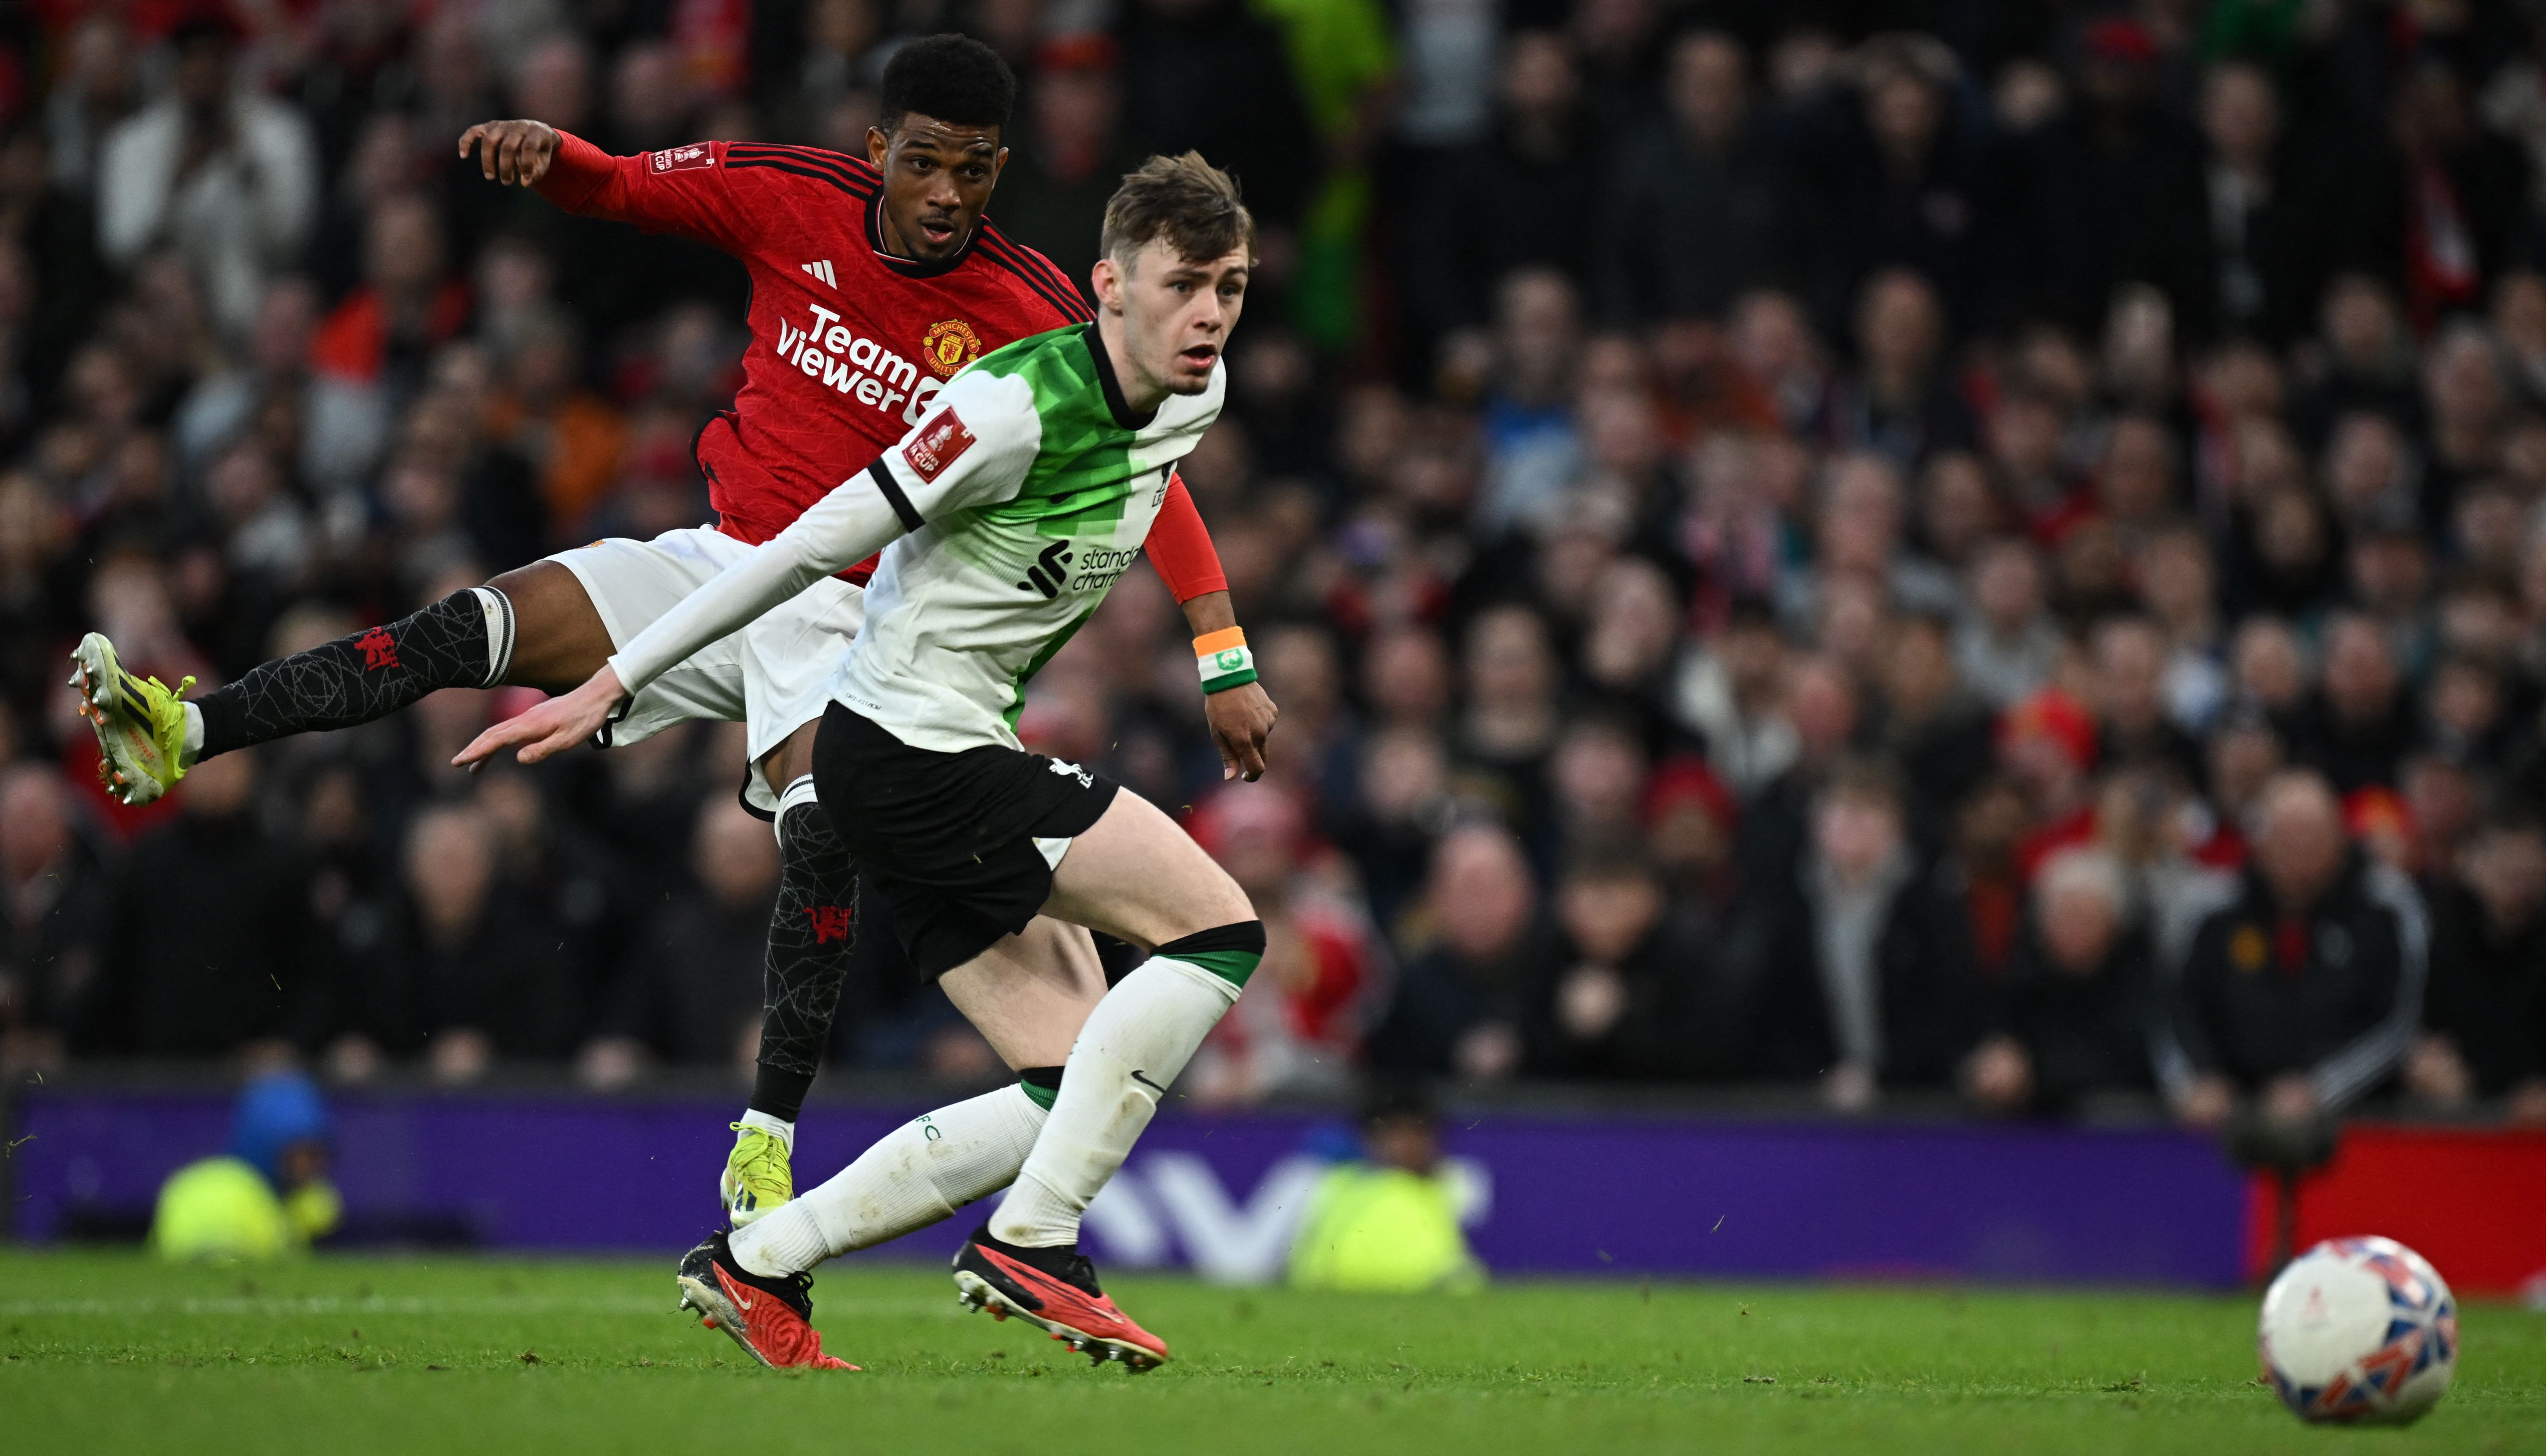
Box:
[3,1,2546,1128]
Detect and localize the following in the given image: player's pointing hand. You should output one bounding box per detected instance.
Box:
[1204,680,1277,782]
[455,666,628,769]
[458,119,562,187]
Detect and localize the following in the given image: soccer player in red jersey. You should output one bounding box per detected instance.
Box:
[70,40,1273,1331]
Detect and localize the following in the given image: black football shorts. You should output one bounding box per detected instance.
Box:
[810,701,1119,977]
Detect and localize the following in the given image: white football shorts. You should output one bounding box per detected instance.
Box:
[547,524,862,811]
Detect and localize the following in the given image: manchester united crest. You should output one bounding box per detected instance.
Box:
[923,318,983,378]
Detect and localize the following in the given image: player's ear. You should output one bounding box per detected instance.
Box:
[866,124,891,169]
[990,147,1009,185]
[1091,255,1122,312]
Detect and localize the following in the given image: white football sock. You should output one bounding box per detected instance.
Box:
[737,1107,793,1149]
[730,1082,1048,1277]
[990,955,1242,1248]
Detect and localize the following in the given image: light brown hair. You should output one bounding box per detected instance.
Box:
[1100,152,1254,269]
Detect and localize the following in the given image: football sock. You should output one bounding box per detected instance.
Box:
[729,1075,1059,1278]
[191,587,515,760]
[990,924,1260,1249]
[749,787,856,1124]
[736,1108,793,1148]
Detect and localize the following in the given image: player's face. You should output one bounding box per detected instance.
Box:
[866,114,1007,260]
[1100,239,1249,402]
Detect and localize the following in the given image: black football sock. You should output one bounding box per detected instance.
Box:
[749,792,858,1124]
[192,588,516,759]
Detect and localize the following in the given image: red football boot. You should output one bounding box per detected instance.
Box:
[676,1231,858,1370]
[951,1226,1169,1370]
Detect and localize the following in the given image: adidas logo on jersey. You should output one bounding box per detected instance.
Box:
[800,259,837,288]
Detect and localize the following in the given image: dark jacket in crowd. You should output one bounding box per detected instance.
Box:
[2169,853,2424,1107]
[1367,923,1558,1075]
[2205,141,2342,346]
[1994,920,2159,1112]
[609,893,773,1065]
[1414,118,1606,337]
[1114,0,1319,229]
[1731,854,1985,1085]
[353,895,587,1061]
[0,837,111,1039]
[2420,879,2546,1095]
[1788,92,2004,332]
[1598,119,1788,324]
[2023,98,2213,338]
[1516,905,1729,1081]
[2289,692,2418,794]
[82,811,322,1056]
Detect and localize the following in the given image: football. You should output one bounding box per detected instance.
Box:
[2259,1237,2458,1425]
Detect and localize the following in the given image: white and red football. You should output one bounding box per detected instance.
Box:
[2259,1236,2458,1425]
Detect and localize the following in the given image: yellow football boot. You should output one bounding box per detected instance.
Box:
[67,632,194,806]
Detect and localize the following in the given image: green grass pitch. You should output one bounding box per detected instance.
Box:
[0,1251,2539,1455]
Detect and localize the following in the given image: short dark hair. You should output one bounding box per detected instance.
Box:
[880,34,1016,132]
[1100,152,1255,267]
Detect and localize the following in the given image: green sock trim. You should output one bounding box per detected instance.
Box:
[1167,948,1261,988]
[1016,1070,1062,1112]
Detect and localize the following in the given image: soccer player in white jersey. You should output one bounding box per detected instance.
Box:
[464,153,1267,1372]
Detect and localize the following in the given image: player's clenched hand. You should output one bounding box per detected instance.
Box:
[455,666,628,769]
[458,120,561,186]
[1205,680,1277,782]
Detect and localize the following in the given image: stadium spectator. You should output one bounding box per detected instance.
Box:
[0,763,106,1071]
[1369,822,1547,1081]
[592,794,783,1087]
[2198,61,2331,347]
[1186,781,1382,1103]
[1596,30,1785,326]
[1964,847,2156,1116]
[987,38,1138,301]
[349,801,586,1082]
[1735,761,1982,1108]
[2410,813,2546,1124]
[81,748,322,1059]
[95,19,318,340]
[1517,845,1718,1080]
[2164,772,2424,1128]
[1414,31,1596,354]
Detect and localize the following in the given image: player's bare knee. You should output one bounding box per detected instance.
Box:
[488,561,613,691]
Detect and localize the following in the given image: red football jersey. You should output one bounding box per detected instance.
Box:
[533,133,1227,602]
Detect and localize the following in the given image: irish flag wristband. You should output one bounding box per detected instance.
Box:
[1195,627,1257,694]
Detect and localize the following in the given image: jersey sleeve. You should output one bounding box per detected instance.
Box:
[1144,469,1229,603]
[868,370,1045,518]
[534,131,770,254]
[605,373,1042,693]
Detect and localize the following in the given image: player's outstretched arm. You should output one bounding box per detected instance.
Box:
[457,120,561,187]
[1146,471,1276,781]
[453,473,911,770]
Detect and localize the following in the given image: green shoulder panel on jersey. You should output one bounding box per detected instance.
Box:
[964,325,1146,540]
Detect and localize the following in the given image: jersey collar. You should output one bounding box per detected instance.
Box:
[1082,323,1157,429]
[865,196,981,278]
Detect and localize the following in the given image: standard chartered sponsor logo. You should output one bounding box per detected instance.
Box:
[771,304,943,422]
[1068,544,1140,593]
